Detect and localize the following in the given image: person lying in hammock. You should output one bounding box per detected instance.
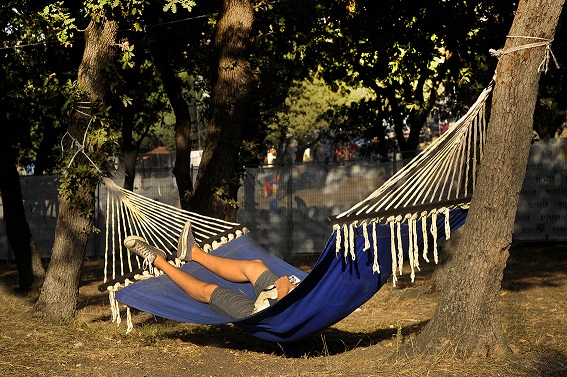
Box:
[123,221,299,320]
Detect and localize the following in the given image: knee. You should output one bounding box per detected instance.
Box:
[201,283,219,303]
[250,259,267,268]
[249,259,269,273]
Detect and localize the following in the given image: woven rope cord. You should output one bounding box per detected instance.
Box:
[102,178,246,284]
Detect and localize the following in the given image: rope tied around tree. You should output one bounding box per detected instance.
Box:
[60,103,104,174]
[489,36,560,73]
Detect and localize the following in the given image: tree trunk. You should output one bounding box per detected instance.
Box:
[122,107,137,191]
[123,147,137,191]
[0,106,45,293]
[148,34,194,210]
[189,0,254,220]
[409,0,564,357]
[34,18,118,322]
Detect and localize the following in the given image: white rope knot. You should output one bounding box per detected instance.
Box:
[388,218,397,286]
[430,209,439,263]
[348,222,356,260]
[443,207,451,240]
[490,36,559,73]
[60,116,103,174]
[407,213,419,282]
[343,224,349,259]
[421,213,430,263]
[539,43,559,73]
[362,221,370,251]
[395,216,404,275]
[371,222,380,274]
[334,224,342,256]
[489,48,502,58]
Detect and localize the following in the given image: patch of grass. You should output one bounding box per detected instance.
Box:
[1,243,566,377]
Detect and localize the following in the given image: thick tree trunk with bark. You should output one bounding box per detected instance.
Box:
[0,106,45,292]
[410,0,564,357]
[34,19,118,322]
[189,0,254,220]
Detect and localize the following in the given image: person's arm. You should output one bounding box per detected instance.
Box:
[274,275,298,301]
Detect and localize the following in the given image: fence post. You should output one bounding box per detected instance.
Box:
[285,162,293,260]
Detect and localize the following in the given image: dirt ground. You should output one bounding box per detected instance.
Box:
[0,242,566,377]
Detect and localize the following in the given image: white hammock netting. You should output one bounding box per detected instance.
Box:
[101,78,494,289]
[102,179,249,284]
[98,78,495,334]
[329,80,495,228]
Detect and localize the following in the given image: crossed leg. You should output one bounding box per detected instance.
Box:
[152,245,270,304]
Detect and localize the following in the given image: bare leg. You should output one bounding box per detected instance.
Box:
[153,255,217,303]
[151,248,296,307]
[191,245,269,286]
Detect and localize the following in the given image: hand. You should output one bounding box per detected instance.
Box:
[274,275,298,301]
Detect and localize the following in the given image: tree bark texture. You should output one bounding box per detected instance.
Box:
[35,19,118,322]
[411,0,564,357]
[189,0,254,221]
[0,105,45,292]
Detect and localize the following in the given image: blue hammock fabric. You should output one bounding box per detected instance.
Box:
[115,208,468,342]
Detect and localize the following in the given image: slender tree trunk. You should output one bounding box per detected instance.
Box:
[33,124,59,176]
[189,0,254,220]
[123,148,137,191]
[0,106,45,292]
[410,0,564,357]
[35,19,118,322]
[148,35,194,209]
[122,108,137,191]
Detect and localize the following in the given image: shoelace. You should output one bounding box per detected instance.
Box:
[133,242,156,274]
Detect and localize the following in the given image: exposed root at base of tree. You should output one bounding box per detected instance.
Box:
[397,330,512,359]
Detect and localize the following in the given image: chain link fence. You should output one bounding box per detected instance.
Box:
[0,158,406,262]
[1,138,566,262]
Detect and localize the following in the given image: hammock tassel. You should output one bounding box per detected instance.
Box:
[411,213,420,273]
[349,222,356,261]
[343,224,349,259]
[405,214,416,282]
[372,222,380,273]
[395,215,404,275]
[430,211,439,264]
[108,287,120,324]
[334,224,342,256]
[126,307,133,334]
[387,216,398,286]
[362,222,370,251]
[421,211,429,263]
[443,207,451,240]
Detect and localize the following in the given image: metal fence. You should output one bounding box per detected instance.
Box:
[0,158,406,262]
[1,138,566,262]
[235,159,405,259]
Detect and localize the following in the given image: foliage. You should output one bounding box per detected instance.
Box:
[295,0,517,153]
[163,0,196,14]
[266,76,373,156]
[248,0,324,159]
[2,0,565,176]
[1,1,83,174]
[55,81,116,216]
[39,1,78,46]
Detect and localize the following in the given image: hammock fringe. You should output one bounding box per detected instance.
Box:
[101,72,493,337]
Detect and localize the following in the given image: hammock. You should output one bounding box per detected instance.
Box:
[100,79,494,341]
[115,210,467,342]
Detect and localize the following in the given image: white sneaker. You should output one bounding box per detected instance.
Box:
[177,221,198,262]
[124,236,166,271]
